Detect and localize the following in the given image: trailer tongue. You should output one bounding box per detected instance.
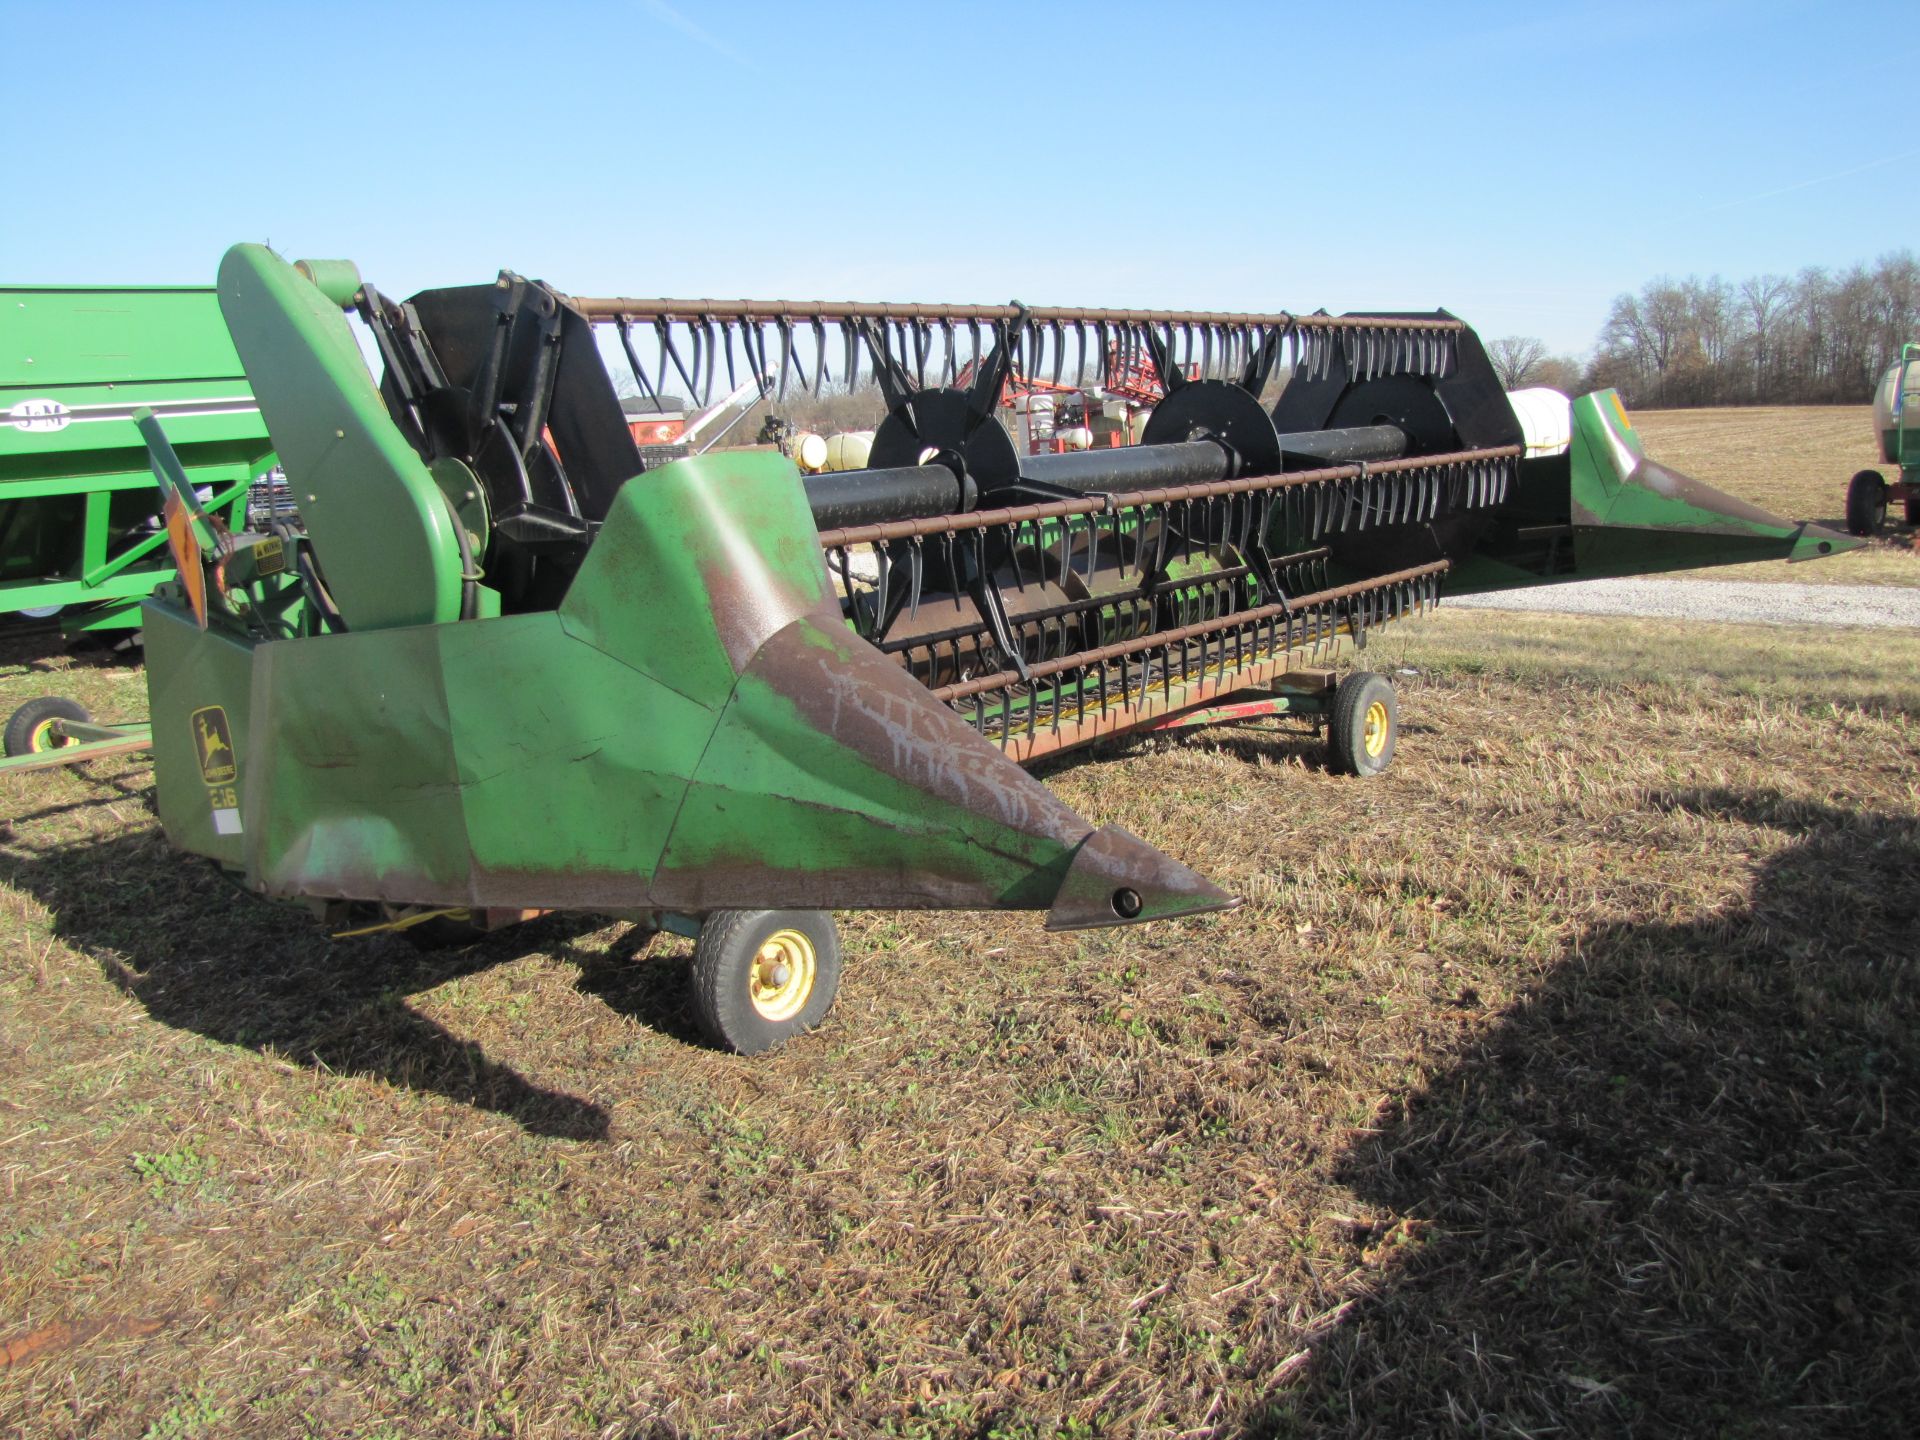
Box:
[82,244,1853,1052]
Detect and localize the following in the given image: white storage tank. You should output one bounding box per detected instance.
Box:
[790,431,828,473]
[823,430,873,473]
[1871,358,1920,465]
[1506,387,1572,458]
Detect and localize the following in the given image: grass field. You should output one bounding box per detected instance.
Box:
[1632,406,1920,587]
[2,409,1917,1438]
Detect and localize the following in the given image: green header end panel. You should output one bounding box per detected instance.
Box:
[143,601,259,870]
[559,448,830,707]
[218,448,1111,918]
[216,244,461,631]
[1568,390,1857,575]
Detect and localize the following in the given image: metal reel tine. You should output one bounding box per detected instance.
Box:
[751,320,769,389]
[908,537,924,619]
[659,319,697,400]
[776,317,797,401]
[713,318,733,394]
[833,545,853,608]
[615,316,661,407]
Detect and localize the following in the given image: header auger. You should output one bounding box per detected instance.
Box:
[63,243,1851,1053]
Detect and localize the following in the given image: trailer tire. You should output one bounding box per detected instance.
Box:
[4,696,92,758]
[692,910,841,1055]
[1329,673,1397,777]
[1846,469,1887,536]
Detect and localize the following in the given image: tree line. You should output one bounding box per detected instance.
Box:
[1491,251,1920,408]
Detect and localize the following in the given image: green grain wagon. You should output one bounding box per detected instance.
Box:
[0,285,276,631]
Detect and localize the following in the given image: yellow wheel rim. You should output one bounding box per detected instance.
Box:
[748,929,817,1023]
[29,718,71,753]
[1362,700,1390,759]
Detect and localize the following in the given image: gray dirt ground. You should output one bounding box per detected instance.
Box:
[1450,577,1920,629]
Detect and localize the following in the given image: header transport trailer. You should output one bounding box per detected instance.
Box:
[12,245,1855,1054]
[0,285,276,633]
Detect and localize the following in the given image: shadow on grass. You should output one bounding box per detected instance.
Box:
[0,828,623,1141]
[0,622,138,674]
[555,925,710,1051]
[1260,788,1920,1436]
[0,762,152,828]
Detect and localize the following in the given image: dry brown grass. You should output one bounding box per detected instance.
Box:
[1633,406,1920,587]
[1,599,1916,1437]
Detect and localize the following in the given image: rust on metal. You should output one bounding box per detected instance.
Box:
[930,562,1450,703]
[814,447,1522,550]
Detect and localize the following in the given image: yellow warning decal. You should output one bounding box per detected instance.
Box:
[253,536,285,576]
[191,705,237,786]
[1609,392,1633,431]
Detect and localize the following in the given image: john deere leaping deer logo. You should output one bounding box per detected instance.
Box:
[190,706,236,785]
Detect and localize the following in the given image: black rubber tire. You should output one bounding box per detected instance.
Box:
[692,909,842,1055]
[1328,672,1398,778]
[3,695,92,758]
[1846,469,1888,536]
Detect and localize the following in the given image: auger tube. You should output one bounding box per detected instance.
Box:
[801,425,1411,529]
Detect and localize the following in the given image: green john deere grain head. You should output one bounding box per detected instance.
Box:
[134,245,1852,1052]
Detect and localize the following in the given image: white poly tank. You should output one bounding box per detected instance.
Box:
[1506,387,1572,458]
[1128,408,1153,445]
[1057,426,1093,451]
[824,430,874,472]
[791,432,828,473]
[1872,359,1920,464]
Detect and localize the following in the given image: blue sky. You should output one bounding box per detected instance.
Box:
[3,0,1914,357]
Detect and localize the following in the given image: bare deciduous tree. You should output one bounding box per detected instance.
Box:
[1488,336,1549,389]
[1583,253,1919,407]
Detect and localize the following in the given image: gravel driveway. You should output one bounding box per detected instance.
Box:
[1448,578,1920,630]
